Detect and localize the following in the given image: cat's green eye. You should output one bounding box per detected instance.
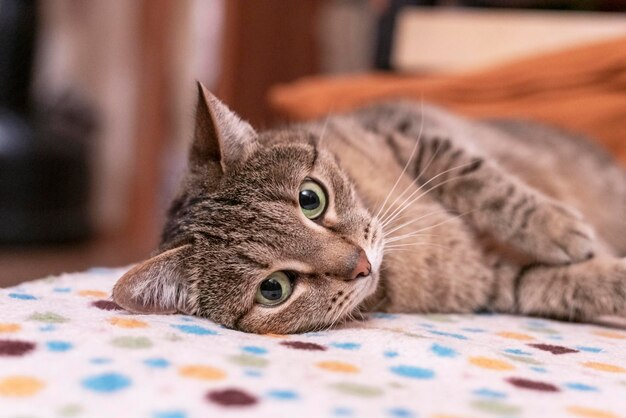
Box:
[255,271,292,306]
[299,180,327,219]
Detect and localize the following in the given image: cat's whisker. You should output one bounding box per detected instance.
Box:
[377,127,446,223]
[385,233,434,244]
[380,167,467,230]
[317,108,334,148]
[383,209,448,237]
[374,99,425,220]
[380,160,480,229]
[385,209,477,245]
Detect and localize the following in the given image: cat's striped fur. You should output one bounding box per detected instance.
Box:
[113,83,626,333]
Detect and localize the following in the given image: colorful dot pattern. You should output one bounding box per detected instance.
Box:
[1,268,626,417]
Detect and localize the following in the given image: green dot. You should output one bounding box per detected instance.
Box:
[58,404,82,417]
[229,354,268,368]
[164,332,183,342]
[28,311,69,323]
[471,400,521,415]
[330,382,383,397]
[111,336,152,349]
[503,354,543,365]
[525,327,558,335]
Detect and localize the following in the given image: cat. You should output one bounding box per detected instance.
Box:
[112,82,626,334]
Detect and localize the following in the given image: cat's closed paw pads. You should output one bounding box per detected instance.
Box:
[519,202,595,264]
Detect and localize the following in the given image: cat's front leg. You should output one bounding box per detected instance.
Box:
[407,136,596,264]
[491,257,626,321]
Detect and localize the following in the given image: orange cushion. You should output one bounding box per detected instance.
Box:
[269,36,626,165]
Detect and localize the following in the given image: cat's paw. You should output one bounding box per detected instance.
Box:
[515,201,595,264]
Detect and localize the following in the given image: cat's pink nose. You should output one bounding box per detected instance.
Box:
[351,250,372,280]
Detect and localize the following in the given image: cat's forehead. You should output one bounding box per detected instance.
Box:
[222,134,350,192]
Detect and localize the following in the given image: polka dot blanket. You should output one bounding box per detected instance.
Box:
[1,268,626,418]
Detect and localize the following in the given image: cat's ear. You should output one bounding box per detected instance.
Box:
[191,82,257,171]
[112,245,191,315]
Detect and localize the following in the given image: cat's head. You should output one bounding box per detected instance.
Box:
[112,83,384,333]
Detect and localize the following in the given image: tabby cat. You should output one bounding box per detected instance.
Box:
[113,83,626,334]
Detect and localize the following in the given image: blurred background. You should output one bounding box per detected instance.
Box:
[1,0,625,287]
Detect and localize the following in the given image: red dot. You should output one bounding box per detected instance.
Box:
[206,388,258,407]
[0,340,36,356]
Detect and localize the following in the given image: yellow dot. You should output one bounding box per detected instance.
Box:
[78,290,109,298]
[581,362,626,373]
[496,331,535,341]
[108,317,149,328]
[0,376,45,397]
[469,356,515,371]
[179,365,226,380]
[317,361,360,373]
[593,330,626,339]
[0,323,21,333]
[567,406,620,418]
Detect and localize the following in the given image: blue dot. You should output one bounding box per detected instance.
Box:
[82,373,131,393]
[461,327,486,333]
[504,348,531,356]
[565,382,598,392]
[333,407,353,416]
[530,367,547,373]
[144,358,170,368]
[547,335,563,340]
[153,411,186,418]
[430,343,457,358]
[9,293,37,300]
[244,369,262,378]
[388,408,413,417]
[390,365,434,379]
[384,350,399,358]
[371,312,397,319]
[429,330,467,340]
[39,325,56,332]
[576,346,602,353]
[171,324,217,335]
[179,316,194,322]
[242,346,267,355]
[418,322,434,328]
[90,358,112,365]
[473,388,507,399]
[53,287,72,293]
[267,390,298,400]
[46,341,73,352]
[331,342,361,350]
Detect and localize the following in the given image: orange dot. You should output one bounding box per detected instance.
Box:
[593,330,626,340]
[179,365,226,380]
[0,323,21,333]
[108,317,149,328]
[496,331,534,341]
[0,376,45,397]
[78,290,109,298]
[317,361,360,373]
[263,333,286,338]
[469,356,515,371]
[581,362,626,373]
[567,406,620,418]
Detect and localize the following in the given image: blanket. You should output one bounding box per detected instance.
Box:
[1,268,625,417]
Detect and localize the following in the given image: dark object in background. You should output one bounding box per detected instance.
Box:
[0,0,96,244]
[374,0,435,70]
[457,0,626,11]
